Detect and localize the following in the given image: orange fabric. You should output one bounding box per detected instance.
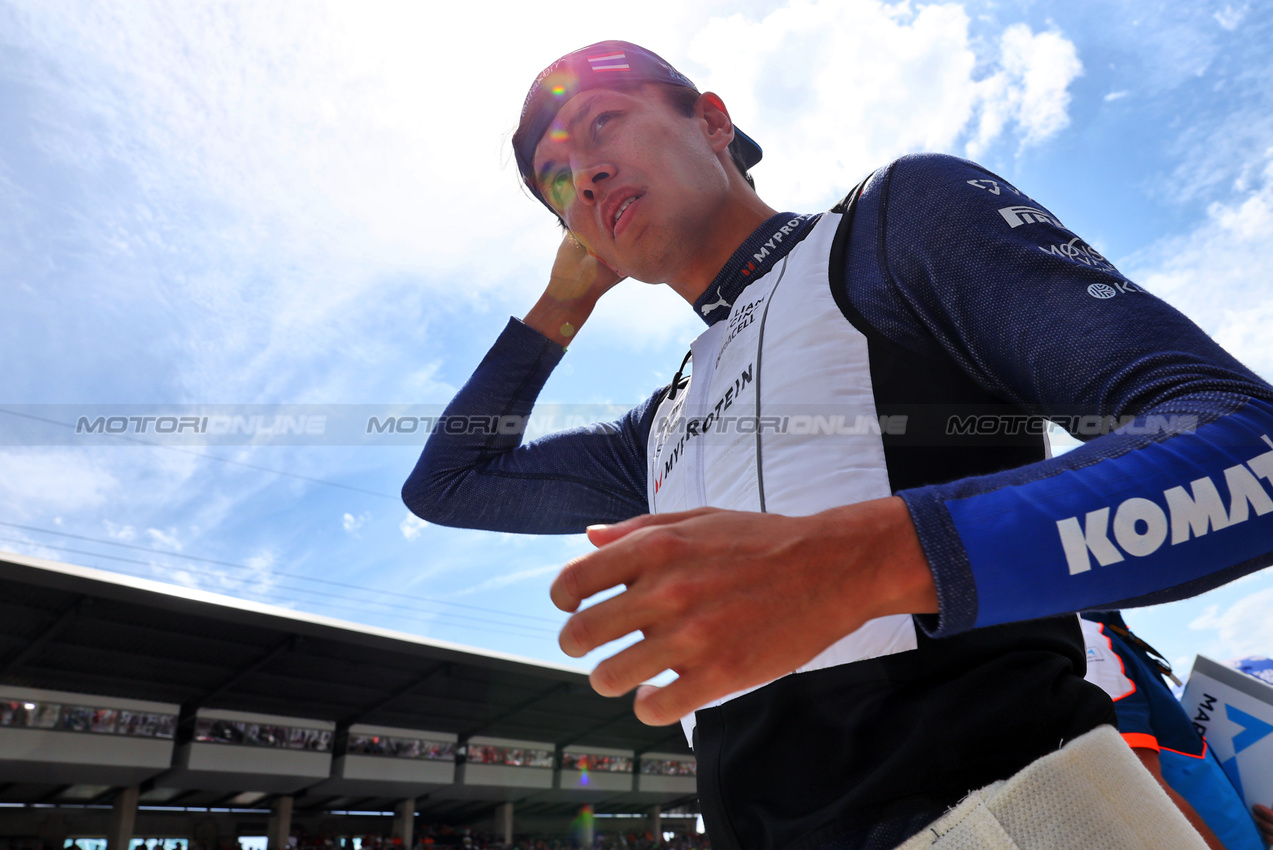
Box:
[1123,732,1160,751]
[1161,738,1208,760]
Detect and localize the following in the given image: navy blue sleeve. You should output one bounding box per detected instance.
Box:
[401,318,660,533]
[847,153,1273,635]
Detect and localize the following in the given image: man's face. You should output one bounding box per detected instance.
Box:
[531,84,734,283]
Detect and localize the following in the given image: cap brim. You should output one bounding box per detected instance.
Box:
[733,127,763,170]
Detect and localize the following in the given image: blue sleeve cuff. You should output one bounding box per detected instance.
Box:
[906,396,1273,636]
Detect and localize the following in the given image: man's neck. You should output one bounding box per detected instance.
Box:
[691,211,821,326]
[664,191,779,305]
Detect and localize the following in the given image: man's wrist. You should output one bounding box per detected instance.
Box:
[523,291,597,348]
[812,496,939,626]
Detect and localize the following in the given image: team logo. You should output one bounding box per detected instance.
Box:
[1087,283,1117,299]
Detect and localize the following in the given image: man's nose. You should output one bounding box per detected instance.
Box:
[575,163,613,203]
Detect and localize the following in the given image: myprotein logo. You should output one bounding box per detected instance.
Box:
[998,205,1064,229]
[750,215,814,265]
[1056,436,1273,575]
[653,365,754,494]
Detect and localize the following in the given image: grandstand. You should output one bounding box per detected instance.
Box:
[0,551,699,848]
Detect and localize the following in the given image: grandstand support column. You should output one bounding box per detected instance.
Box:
[494,801,514,844]
[106,785,139,850]
[267,795,294,850]
[393,798,416,847]
[648,805,661,838]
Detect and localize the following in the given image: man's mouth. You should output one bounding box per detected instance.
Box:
[611,193,643,237]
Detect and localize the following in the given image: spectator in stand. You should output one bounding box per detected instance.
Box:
[1080,611,1265,850]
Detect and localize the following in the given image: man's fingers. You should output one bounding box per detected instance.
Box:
[555,509,721,611]
[587,636,678,698]
[549,548,642,613]
[558,590,655,658]
[586,507,718,548]
[632,669,726,727]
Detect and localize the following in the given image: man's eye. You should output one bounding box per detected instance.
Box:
[593,112,617,136]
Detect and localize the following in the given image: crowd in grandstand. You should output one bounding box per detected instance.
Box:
[262,825,710,850]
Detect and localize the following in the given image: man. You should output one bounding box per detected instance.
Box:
[1081,612,1266,850]
[403,41,1273,849]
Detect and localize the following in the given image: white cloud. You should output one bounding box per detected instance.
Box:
[451,563,562,597]
[1188,588,1273,659]
[400,512,428,541]
[1104,90,1130,102]
[145,527,182,551]
[689,2,1081,208]
[0,0,1092,407]
[165,549,282,600]
[342,511,369,535]
[967,24,1083,158]
[1214,5,1248,31]
[0,450,117,514]
[1126,150,1273,382]
[104,521,136,542]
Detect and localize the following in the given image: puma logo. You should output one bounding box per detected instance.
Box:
[701,291,731,316]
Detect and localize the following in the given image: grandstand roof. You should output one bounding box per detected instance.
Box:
[0,550,693,818]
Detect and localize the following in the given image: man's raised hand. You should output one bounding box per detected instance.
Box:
[549,498,938,726]
[523,233,625,347]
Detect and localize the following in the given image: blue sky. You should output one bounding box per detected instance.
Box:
[1,0,1271,687]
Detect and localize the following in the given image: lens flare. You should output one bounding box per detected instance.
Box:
[549,127,568,142]
[571,805,596,844]
[542,70,577,101]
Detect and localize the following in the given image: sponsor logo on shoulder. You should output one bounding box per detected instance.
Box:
[999,205,1065,229]
[967,178,1027,198]
[1038,237,1139,287]
[1056,435,1273,576]
[1087,283,1117,299]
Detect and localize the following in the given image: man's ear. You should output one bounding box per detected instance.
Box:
[697,92,735,155]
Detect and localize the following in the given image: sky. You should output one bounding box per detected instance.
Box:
[1,0,1272,692]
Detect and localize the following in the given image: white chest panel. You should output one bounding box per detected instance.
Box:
[645,213,918,737]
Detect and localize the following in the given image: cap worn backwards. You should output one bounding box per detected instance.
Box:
[512,40,763,212]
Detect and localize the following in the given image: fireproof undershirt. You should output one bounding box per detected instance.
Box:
[402,152,1273,637]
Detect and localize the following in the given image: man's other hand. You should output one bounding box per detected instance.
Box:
[549,498,938,726]
[1253,803,1272,845]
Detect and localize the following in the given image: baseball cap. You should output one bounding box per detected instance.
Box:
[512,40,763,211]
